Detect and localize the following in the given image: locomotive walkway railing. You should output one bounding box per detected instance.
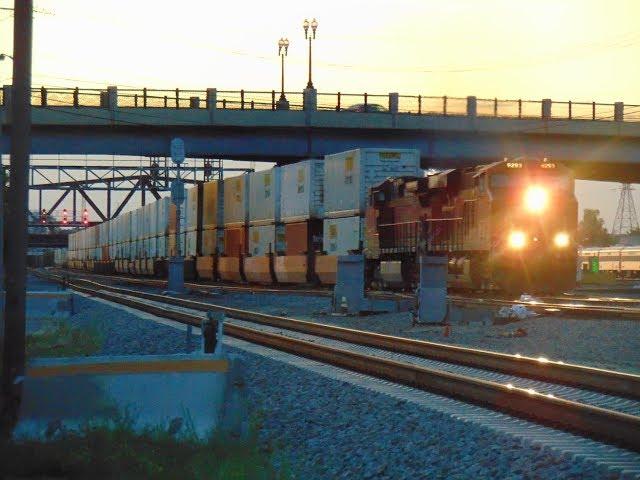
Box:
[1,85,639,122]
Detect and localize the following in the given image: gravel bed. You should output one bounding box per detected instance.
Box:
[27,275,631,479]
[180,288,640,375]
[52,272,640,374]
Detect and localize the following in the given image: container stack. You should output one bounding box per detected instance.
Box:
[276,159,324,283]
[197,179,224,280]
[219,173,250,282]
[318,148,421,284]
[155,196,171,274]
[245,167,284,283]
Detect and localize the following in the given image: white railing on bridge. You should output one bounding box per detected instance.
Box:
[1,85,639,122]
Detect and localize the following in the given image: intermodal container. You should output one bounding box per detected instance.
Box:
[202,180,224,230]
[249,167,281,225]
[280,159,324,223]
[223,174,250,227]
[323,148,420,218]
[248,224,285,257]
[323,216,364,255]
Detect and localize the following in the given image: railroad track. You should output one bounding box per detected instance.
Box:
[49,267,640,319]
[35,270,640,453]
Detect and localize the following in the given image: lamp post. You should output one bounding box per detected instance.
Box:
[276,37,290,110]
[303,18,318,89]
[0,53,14,61]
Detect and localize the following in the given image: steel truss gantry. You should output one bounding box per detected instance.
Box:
[2,157,253,222]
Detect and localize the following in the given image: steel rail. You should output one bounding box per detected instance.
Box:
[43,273,640,453]
[56,267,640,318]
[38,271,640,399]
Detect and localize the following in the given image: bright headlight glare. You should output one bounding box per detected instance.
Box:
[508,230,527,249]
[524,186,548,213]
[554,232,570,248]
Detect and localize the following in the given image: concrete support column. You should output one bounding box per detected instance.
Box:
[542,99,552,119]
[2,85,11,109]
[107,86,118,109]
[466,96,477,117]
[303,87,317,111]
[416,255,448,324]
[614,102,624,122]
[388,92,399,114]
[332,254,366,315]
[190,96,200,108]
[206,88,217,110]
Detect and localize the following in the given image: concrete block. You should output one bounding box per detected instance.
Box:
[14,353,230,440]
[416,255,448,324]
[615,102,624,121]
[388,92,399,114]
[466,96,477,117]
[542,99,552,119]
[303,87,317,111]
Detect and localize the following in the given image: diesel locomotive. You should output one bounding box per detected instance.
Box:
[364,158,578,293]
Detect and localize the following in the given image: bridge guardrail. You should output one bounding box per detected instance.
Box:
[1,86,640,122]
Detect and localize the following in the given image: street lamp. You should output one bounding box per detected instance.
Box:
[0,53,14,61]
[303,18,318,89]
[276,37,290,110]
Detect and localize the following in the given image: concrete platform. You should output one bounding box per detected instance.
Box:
[15,353,231,440]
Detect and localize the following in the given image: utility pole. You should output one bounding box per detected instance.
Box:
[2,0,33,435]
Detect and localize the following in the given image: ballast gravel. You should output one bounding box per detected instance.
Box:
[185,289,640,374]
[35,277,627,479]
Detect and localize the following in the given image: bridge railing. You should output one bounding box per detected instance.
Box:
[2,85,640,122]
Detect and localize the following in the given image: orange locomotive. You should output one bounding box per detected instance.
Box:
[364,158,578,294]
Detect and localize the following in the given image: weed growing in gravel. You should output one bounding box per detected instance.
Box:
[26,321,103,357]
[0,414,291,479]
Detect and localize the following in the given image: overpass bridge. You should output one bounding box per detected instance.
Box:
[1,86,640,181]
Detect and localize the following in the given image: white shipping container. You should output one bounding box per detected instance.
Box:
[323,216,364,255]
[143,203,154,239]
[223,174,250,226]
[186,186,199,231]
[280,159,324,222]
[185,230,198,257]
[157,197,171,236]
[248,224,285,257]
[323,149,421,217]
[130,208,140,241]
[157,235,167,258]
[249,167,281,224]
[147,236,157,258]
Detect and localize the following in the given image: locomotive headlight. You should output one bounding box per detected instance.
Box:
[524,186,548,214]
[554,232,570,248]
[508,230,527,250]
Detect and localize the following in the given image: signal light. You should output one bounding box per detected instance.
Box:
[40,208,47,224]
[82,208,89,225]
[62,208,68,224]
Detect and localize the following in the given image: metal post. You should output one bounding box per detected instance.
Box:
[2,0,33,436]
[106,181,111,219]
[72,188,77,222]
[307,35,313,89]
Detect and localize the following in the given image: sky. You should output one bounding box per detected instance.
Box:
[1,0,640,229]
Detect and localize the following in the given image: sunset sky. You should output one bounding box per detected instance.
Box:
[1,0,639,228]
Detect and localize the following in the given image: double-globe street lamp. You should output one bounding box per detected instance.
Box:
[303,18,318,89]
[276,37,289,110]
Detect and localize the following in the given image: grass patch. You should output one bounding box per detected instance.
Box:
[0,415,291,479]
[26,321,103,358]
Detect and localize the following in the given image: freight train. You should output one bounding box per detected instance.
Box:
[64,150,578,294]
